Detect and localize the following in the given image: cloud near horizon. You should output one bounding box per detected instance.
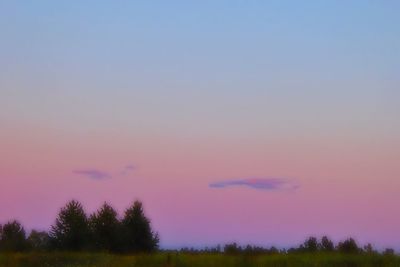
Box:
[73,169,111,180]
[209,177,299,191]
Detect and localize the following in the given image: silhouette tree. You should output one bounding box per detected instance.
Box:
[50,200,90,250]
[302,236,318,252]
[121,200,159,252]
[337,238,360,254]
[89,202,121,252]
[320,236,334,252]
[224,243,241,254]
[363,243,376,254]
[0,220,28,252]
[383,248,395,256]
[27,230,50,251]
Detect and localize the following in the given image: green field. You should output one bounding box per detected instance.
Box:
[0,253,399,267]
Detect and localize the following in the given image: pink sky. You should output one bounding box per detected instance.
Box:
[1,0,400,250]
[1,122,399,249]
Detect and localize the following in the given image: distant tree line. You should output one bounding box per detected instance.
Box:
[0,201,397,255]
[0,200,159,253]
[177,238,395,256]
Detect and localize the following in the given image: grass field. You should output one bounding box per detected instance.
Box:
[0,252,399,267]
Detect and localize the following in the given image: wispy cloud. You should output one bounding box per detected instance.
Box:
[73,164,136,180]
[120,164,136,176]
[209,177,299,191]
[125,164,135,171]
[73,169,111,180]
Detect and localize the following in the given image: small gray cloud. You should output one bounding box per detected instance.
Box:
[125,164,135,171]
[119,164,136,176]
[209,177,299,191]
[73,169,111,180]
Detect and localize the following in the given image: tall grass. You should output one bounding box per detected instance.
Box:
[0,252,399,267]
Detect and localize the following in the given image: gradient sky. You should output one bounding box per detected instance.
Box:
[1,1,399,249]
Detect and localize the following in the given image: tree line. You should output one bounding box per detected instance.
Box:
[220,237,395,255]
[0,200,397,255]
[177,238,396,256]
[0,200,159,253]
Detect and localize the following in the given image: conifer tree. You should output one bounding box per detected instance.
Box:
[89,202,121,252]
[121,201,159,252]
[50,200,90,250]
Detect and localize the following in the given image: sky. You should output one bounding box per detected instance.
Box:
[0,1,399,249]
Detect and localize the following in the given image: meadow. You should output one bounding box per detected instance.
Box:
[1,252,400,267]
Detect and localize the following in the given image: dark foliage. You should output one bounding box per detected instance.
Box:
[0,220,28,252]
[224,242,241,254]
[49,200,91,251]
[121,200,159,252]
[337,238,360,254]
[320,236,334,252]
[223,243,281,255]
[27,230,50,251]
[384,248,395,256]
[300,236,318,252]
[364,243,377,254]
[89,202,122,252]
